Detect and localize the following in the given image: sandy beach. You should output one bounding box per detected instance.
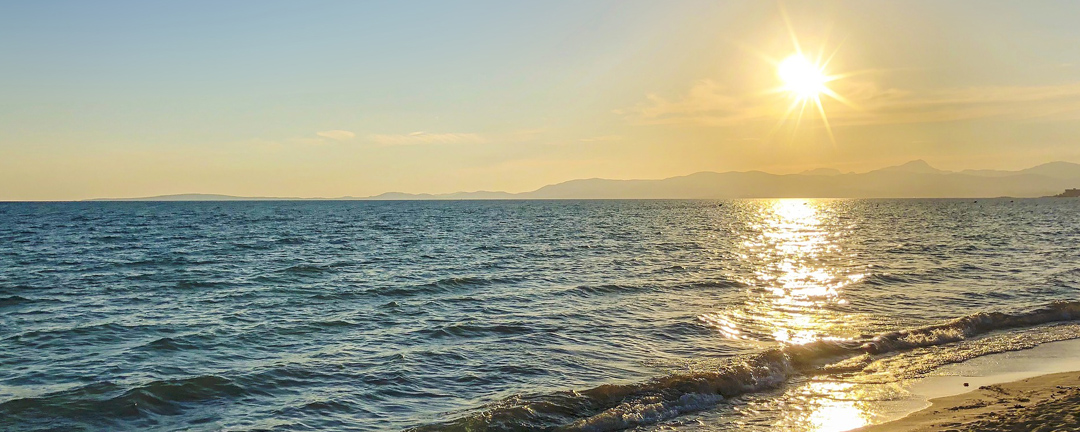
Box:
[856,371,1080,432]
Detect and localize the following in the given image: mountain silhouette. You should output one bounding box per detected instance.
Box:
[89,160,1080,201]
[876,159,946,174]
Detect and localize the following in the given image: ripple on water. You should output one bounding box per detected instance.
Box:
[1,199,1079,431]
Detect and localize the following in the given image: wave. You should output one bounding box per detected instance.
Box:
[273,236,308,245]
[0,295,32,307]
[412,301,1080,432]
[858,300,1080,354]
[118,256,219,268]
[860,272,912,286]
[230,241,271,250]
[280,264,335,274]
[139,334,218,352]
[174,280,229,289]
[1046,266,1080,285]
[377,276,526,297]
[266,262,357,279]
[415,322,550,339]
[858,263,1006,288]
[423,276,522,288]
[572,283,640,296]
[571,279,744,297]
[412,350,794,432]
[0,375,247,423]
[7,322,164,346]
[0,284,42,296]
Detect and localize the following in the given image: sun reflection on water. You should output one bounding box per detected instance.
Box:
[699,199,878,431]
[783,381,872,432]
[701,199,865,345]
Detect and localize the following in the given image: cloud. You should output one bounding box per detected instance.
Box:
[368,131,487,146]
[579,135,624,142]
[619,79,1080,127]
[616,80,772,127]
[316,130,356,141]
[835,82,1080,125]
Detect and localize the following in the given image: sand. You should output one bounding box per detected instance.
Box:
[854,371,1080,432]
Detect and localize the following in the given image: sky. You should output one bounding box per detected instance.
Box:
[3,0,1080,200]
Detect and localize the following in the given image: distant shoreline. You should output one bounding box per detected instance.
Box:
[5,159,1080,202]
[0,196,1078,203]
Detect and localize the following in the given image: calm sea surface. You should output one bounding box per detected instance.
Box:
[2,199,1079,431]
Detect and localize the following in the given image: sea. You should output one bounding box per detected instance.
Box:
[2,199,1079,431]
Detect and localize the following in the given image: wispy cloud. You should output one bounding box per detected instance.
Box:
[316,130,356,141]
[368,131,487,146]
[579,135,624,142]
[619,79,1080,127]
[616,80,771,127]
[836,82,1080,125]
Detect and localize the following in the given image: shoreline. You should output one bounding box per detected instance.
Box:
[854,370,1080,431]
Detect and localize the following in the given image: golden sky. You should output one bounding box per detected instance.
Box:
[3,1,1080,200]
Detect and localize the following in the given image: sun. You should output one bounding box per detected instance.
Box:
[770,50,848,143]
[778,54,827,99]
[764,44,856,145]
[756,7,860,144]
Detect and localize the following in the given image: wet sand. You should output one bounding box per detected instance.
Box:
[855,370,1080,432]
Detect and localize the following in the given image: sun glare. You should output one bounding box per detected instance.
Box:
[765,45,855,145]
[778,54,827,99]
[756,8,861,144]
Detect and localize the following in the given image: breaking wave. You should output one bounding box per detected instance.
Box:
[414,301,1080,432]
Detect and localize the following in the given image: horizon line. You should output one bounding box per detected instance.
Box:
[5,158,1080,202]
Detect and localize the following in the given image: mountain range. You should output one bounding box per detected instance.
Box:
[89,160,1080,201]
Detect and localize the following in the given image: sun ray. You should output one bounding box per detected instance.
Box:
[823,68,875,81]
[820,39,846,70]
[792,99,808,142]
[814,96,836,144]
[779,6,804,58]
[820,88,859,110]
[769,96,809,139]
[768,18,855,146]
[734,41,787,68]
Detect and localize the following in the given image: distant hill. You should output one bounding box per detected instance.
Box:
[86,193,297,201]
[962,162,1080,180]
[515,169,1076,200]
[799,168,844,176]
[360,191,517,200]
[88,191,516,201]
[86,160,1080,201]
[876,159,947,174]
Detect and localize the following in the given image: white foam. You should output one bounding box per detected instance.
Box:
[911,337,1080,400]
[864,338,1080,429]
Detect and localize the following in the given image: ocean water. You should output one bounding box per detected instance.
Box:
[1,199,1079,431]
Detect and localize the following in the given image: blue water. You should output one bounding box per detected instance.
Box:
[1,199,1079,431]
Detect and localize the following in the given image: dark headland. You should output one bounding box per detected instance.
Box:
[1051,188,1080,198]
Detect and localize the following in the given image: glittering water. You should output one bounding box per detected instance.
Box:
[1,199,1079,431]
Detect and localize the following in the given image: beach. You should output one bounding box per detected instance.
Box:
[857,371,1080,432]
